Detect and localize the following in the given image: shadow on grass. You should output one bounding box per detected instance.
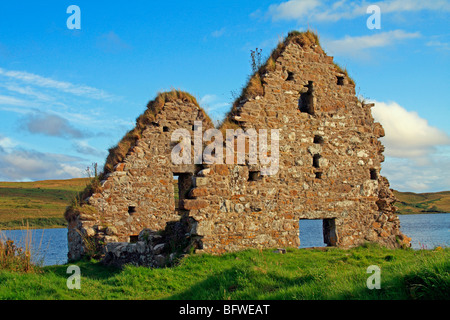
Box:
[43,259,122,281]
[168,266,316,300]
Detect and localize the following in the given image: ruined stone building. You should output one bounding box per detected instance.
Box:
[66,31,411,263]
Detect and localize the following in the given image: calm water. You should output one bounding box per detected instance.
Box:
[1,227,68,266]
[1,213,449,266]
[299,213,450,249]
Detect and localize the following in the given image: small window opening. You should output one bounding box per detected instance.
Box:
[163,126,169,132]
[313,154,321,168]
[192,125,195,131]
[286,71,295,81]
[128,206,136,215]
[129,235,139,243]
[337,76,345,86]
[313,135,324,144]
[248,171,261,182]
[370,169,378,180]
[299,81,314,115]
[315,172,322,179]
[173,172,193,210]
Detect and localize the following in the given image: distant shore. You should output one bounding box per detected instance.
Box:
[0,178,449,230]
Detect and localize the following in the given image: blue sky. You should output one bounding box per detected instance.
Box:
[0,0,449,192]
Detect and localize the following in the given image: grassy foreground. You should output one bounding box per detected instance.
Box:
[0,244,448,300]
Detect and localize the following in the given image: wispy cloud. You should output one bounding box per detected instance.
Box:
[0,83,53,101]
[96,31,132,53]
[74,140,106,157]
[0,66,133,136]
[426,40,450,51]
[200,94,230,123]
[0,94,30,106]
[266,0,450,22]
[211,27,226,38]
[323,30,421,56]
[381,156,450,192]
[0,67,117,101]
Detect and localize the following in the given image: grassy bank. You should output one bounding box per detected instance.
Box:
[0,178,89,229]
[0,244,448,300]
[394,190,450,214]
[0,178,448,229]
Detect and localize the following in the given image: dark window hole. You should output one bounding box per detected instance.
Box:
[313,135,324,144]
[299,81,314,115]
[286,71,295,81]
[370,169,378,180]
[248,171,262,182]
[313,154,321,168]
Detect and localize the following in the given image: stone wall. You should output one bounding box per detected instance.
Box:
[67,98,213,260]
[68,32,410,263]
[183,37,410,253]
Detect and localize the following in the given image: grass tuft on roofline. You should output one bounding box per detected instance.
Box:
[103,90,209,176]
[220,29,356,129]
[63,90,210,221]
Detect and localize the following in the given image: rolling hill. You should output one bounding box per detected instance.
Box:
[0,178,448,229]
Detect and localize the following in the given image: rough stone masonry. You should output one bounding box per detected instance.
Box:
[66,31,411,266]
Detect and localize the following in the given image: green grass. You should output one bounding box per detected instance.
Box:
[0,244,448,300]
[394,190,450,214]
[0,178,90,229]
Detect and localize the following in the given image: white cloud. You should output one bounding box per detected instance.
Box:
[324,30,421,56]
[372,101,450,192]
[0,147,85,181]
[381,156,450,192]
[268,0,321,21]
[0,135,17,153]
[372,101,450,161]
[266,0,450,22]
[200,94,230,123]
[0,67,117,101]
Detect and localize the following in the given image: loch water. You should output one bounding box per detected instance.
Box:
[1,213,449,266]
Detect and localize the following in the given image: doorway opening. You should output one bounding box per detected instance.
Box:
[173,172,193,210]
[299,218,337,248]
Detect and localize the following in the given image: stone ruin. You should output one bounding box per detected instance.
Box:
[65,31,411,267]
